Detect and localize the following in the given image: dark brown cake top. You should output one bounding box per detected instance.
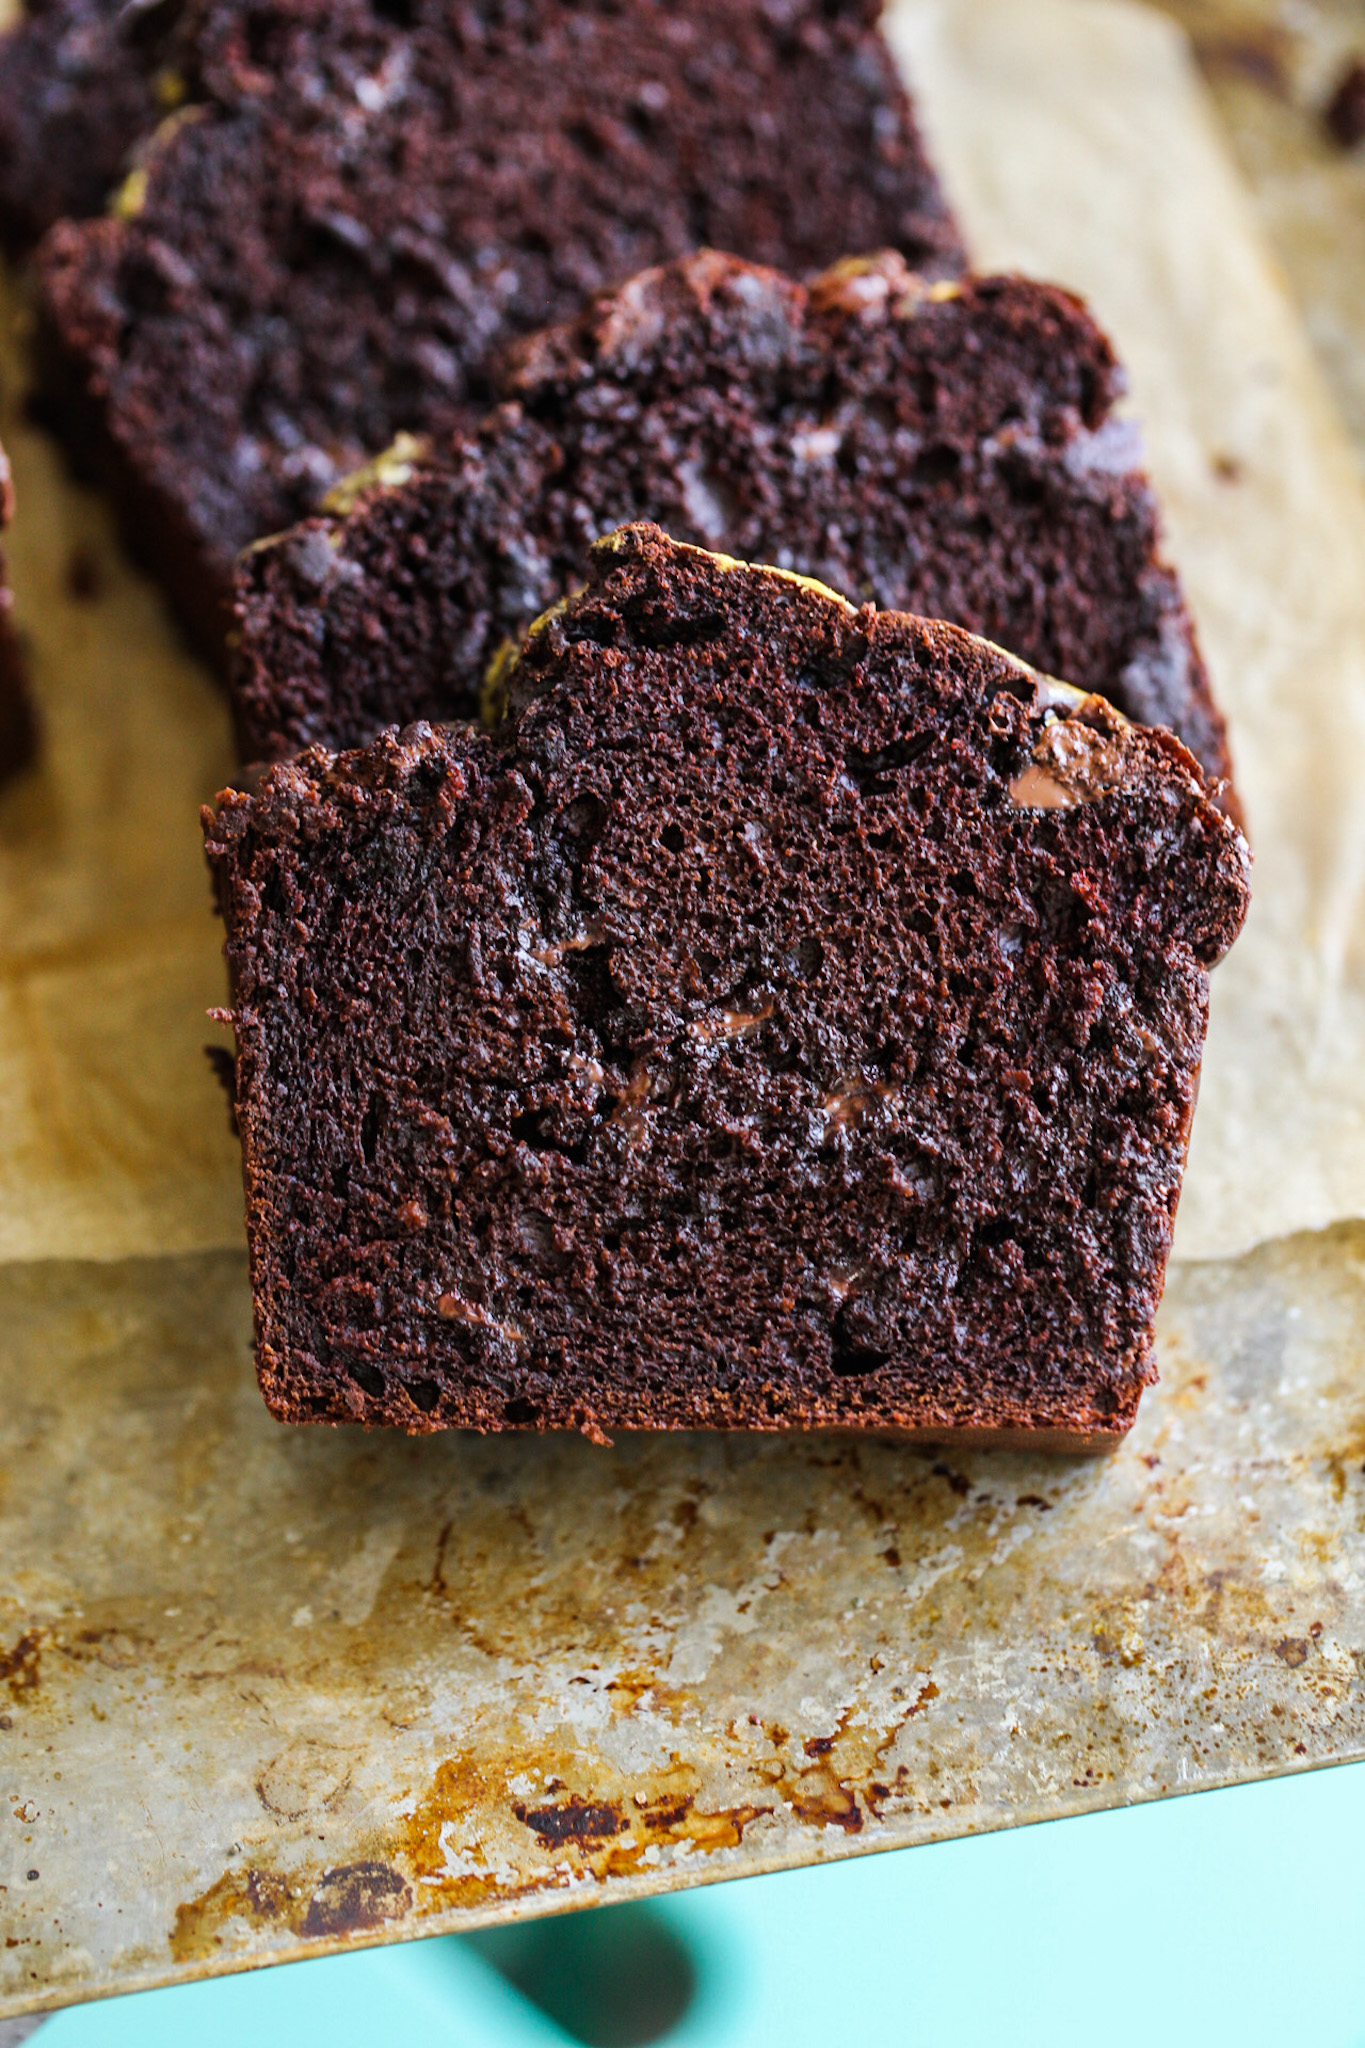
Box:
[207,525,1249,1442]
[0,0,203,251]
[37,0,961,587]
[234,252,1234,798]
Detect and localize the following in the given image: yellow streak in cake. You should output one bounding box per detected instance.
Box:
[109,105,208,219]
[479,638,520,728]
[154,67,187,110]
[322,433,429,516]
[111,167,148,221]
[809,253,964,324]
[589,527,859,618]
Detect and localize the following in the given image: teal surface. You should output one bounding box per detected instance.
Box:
[36,1760,1365,2046]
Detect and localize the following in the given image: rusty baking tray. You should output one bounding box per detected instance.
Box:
[4,1230,1365,2013]
[6,0,1365,2018]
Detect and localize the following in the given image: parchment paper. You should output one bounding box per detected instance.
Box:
[889,0,1365,1257]
[0,284,244,1261]
[2,0,1363,1263]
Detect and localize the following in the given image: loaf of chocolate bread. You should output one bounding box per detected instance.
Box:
[235,252,1234,797]
[34,0,961,665]
[205,526,1249,1444]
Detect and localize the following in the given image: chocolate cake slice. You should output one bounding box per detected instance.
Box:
[0,0,204,252]
[34,0,961,666]
[234,252,1234,797]
[0,440,35,785]
[205,525,1250,1444]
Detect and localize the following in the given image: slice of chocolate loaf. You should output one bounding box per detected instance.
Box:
[205,525,1250,1444]
[0,440,35,785]
[34,0,961,666]
[0,0,203,252]
[235,253,1234,797]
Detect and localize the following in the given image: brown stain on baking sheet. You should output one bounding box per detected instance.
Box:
[170,1868,299,1960]
[0,1631,42,1701]
[405,1747,781,1880]
[170,1737,826,1963]
[301,1862,412,1938]
[171,1859,413,1960]
[136,1358,1365,1976]
[514,1796,626,1848]
[786,1779,864,1834]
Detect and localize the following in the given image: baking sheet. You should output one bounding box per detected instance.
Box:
[5,1227,1365,2015]
[2,0,1365,1263]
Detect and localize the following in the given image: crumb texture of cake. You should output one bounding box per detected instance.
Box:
[236,251,1233,795]
[0,438,36,785]
[0,0,201,250]
[34,0,961,662]
[206,525,1250,1444]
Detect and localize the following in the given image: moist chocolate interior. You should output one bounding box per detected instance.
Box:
[207,526,1250,1442]
[34,0,961,661]
[235,254,1233,795]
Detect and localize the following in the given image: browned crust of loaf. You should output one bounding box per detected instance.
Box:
[248,1324,1140,1445]
[841,1423,1132,1451]
[253,1387,1136,1452]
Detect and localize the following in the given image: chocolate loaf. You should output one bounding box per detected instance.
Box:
[205,526,1250,1444]
[235,252,1234,797]
[34,0,961,666]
